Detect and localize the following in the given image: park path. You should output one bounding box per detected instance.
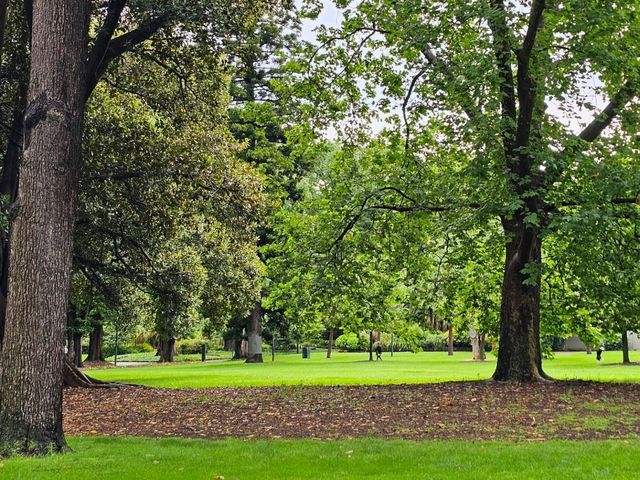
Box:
[64,381,640,441]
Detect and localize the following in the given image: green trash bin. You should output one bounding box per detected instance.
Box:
[302,346,310,359]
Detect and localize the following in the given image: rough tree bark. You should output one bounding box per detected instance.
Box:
[66,331,74,362]
[72,333,83,368]
[622,331,630,364]
[470,328,486,361]
[327,327,334,359]
[493,220,546,381]
[0,0,171,371]
[86,322,104,362]
[233,338,248,360]
[158,337,176,363]
[0,0,89,456]
[246,301,263,363]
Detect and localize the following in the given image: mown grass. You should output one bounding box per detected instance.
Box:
[2,436,640,480]
[87,350,640,388]
[101,351,230,363]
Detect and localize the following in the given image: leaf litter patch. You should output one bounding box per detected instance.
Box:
[64,381,640,441]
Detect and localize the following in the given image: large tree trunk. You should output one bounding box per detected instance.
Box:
[223,338,235,352]
[158,337,176,363]
[86,322,104,362]
[470,328,486,361]
[0,0,89,456]
[233,338,248,360]
[622,331,630,364]
[327,327,334,359]
[447,324,454,356]
[66,331,74,362]
[246,301,263,363]
[73,332,83,368]
[493,220,547,382]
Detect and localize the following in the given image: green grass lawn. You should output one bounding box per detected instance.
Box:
[87,350,640,388]
[7,353,639,478]
[100,351,230,363]
[2,436,639,480]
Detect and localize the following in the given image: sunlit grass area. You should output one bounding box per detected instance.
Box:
[3,437,640,480]
[86,350,640,388]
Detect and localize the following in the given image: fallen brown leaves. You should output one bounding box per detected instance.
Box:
[63,381,640,441]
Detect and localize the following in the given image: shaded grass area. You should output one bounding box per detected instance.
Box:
[99,351,230,363]
[87,351,640,388]
[2,437,640,480]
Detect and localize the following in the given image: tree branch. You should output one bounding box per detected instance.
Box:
[85,13,171,100]
[520,0,545,64]
[421,47,479,122]
[487,0,517,149]
[403,69,427,150]
[515,0,545,151]
[578,80,637,142]
[86,0,128,87]
[547,196,640,212]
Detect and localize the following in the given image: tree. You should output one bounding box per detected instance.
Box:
[225,4,308,363]
[0,0,279,350]
[0,0,277,455]
[267,143,434,353]
[543,208,640,363]
[298,0,640,381]
[0,0,89,455]
[76,51,264,364]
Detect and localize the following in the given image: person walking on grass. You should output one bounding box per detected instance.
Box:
[375,342,383,361]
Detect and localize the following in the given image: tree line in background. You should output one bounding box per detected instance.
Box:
[0,0,638,457]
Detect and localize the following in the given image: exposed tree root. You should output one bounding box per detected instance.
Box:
[63,357,123,388]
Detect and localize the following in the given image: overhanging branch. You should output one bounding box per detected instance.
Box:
[578,80,637,142]
[85,13,171,100]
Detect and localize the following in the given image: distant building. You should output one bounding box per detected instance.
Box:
[563,336,587,351]
[563,332,640,351]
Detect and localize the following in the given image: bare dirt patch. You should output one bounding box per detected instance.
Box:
[64,381,640,441]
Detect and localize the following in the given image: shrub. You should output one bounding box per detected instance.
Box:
[421,331,446,351]
[176,338,212,354]
[104,342,154,357]
[335,333,364,352]
[139,342,155,353]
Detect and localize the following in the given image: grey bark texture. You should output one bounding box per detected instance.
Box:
[246,301,263,363]
[0,0,88,456]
